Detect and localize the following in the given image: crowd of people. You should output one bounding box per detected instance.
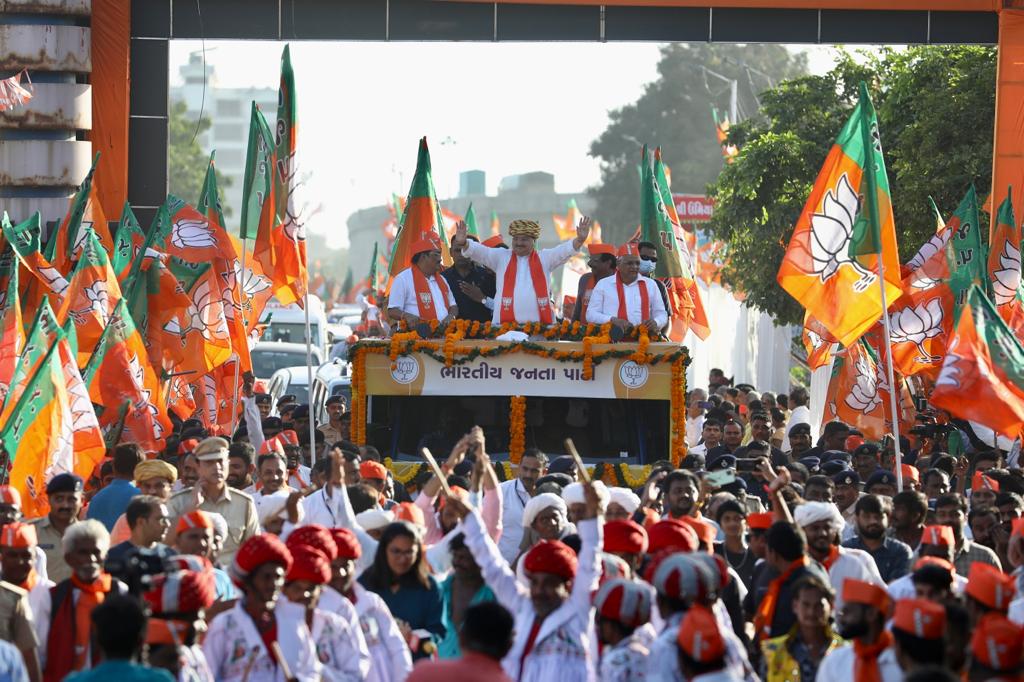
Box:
[0,366,1020,682]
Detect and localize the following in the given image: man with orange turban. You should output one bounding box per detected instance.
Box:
[816,579,901,682]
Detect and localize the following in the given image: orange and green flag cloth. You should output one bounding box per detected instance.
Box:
[241,102,276,242]
[163,257,233,378]
[802,312,837,371]
[821,338,891,440]
[777,82,902,348]
[56,322,106,475]
[945,185,987,313]
[111,202,151,286]
[464,203,480,239]
[48,153,114,273]
[988,187,1023,327]
[930,285,1024,437]
[0,247,23,410]
[387,137,452,290]
[712,106,739,162]
[1,211,70,304]
[490,210,501,238]
[56,228,123,365]
[84,298,172,452]
[0,300,61,421]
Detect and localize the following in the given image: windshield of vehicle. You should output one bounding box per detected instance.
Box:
[252,349,312,378]
[265,322,320,345]
[287,384,310,404]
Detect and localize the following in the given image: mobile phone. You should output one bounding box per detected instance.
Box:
[735,458,760,473]
[705,469,736,488]
[698,401,714,410]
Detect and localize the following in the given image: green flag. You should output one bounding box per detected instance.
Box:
[367,242,380,294]
[112,202,145,284]
[947,185,985,309]
[0,300,59,415]
[639,146,678,277]
[198,150,227,229]
[649,149,685,279]
[240,102,275,240]
[464,203,480,239]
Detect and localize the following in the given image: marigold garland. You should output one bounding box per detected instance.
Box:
[384,459,651,488]
[350,347,368,445]
[509,395,527,464]
[670,355,688,466]
[581,326,612,380]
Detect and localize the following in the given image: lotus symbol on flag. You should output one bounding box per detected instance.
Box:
[810,174,876,292]
[283,216,306,243]
[806,329,825,351]
[888,299,945,364]
[39,267,69,297]
[935,350,963,389]
[63,360,100,432]
[50,406,75,479]
[234,260,272,298]
[127,353,164,437]
[170,218,217,250]
[993,241,1022,306]
[82,281,111,324]
[907,231,949,272]
[165,281,230,343]
[845,355,882,414]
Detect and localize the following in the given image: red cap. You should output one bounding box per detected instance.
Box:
[651,553,712,602]
[920,525,955,547]
[617,242,640,257]
[0,522,36,549]
[845,435,865,452]
[393,502,425,528]
[277,430,300,447]
[747,513,773,531]
[965,563,1015,611]
[900,464,920,484]
[603,520,648,555]
[523,540,577,581]
[482,236,505,248]
[842,579,892,615]
[972,472,1000,493]
[971,613,1024,671]
[677,606,726,663]
[330,528,361,560]
[600,553,630,584]
[588,243,616,257]
[230,534,293,586]
[286,525,338,562]
[912,556,954,574]
[286,545,332,585]
[647,519,699,554]
[411,237,441,257]
[679,516,716,552]
[179,439,200,456]
[176,510,213,535]
[144,570,216,615]
[360,460,388,481]
[594,578,651,628]
[892,598,945,639]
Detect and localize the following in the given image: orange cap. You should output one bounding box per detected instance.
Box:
[393,502,425,527]
[411,237,441,256]
[0,522,36,548]
[920,525,955,547]
[482,236,505,248]
[176,510,213,535]
[588,243,616,257]
[900,464,919,484]
[617,242,640,258]
[842,579,892,615]
[892,598,945,639]
[359,460,388,481]
[747,512,773,531]
[965,563,1015,611]
[972,472,1000,493]
[676,605,725,663]
[679,516,716,552]
[913,556,955,574]
[845,435,865,452]
[971,613,1024,671]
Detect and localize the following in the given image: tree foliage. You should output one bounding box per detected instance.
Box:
[706,46,995,326]
[587,44,808,244]
[168,99,232,215]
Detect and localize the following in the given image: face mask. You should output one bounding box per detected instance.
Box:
[639,259,656,275]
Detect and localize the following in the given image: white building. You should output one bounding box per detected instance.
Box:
[171,52,277,216]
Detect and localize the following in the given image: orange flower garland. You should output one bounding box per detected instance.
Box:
[509,395,526,464]
[350,347,368,444]
[581,324,612,380]
[631,325,651,364]
[670,355,688,466]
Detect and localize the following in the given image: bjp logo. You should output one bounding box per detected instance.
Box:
[618,360,649,389]
[390,355,420,385]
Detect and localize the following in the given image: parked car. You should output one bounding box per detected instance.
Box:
[251,341,324,381]
[312,359,352,425]
[267,366,312,407]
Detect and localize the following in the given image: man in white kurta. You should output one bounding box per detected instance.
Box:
[387,238,457,326]
[586,244,668,332]
[453,216,591,324]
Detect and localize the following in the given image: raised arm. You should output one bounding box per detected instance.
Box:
[569,481,604,613]
[447,497,529,613]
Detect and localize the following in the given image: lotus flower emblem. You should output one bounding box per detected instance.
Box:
[39,267,69,297]
[993,241,1022,306]
[234,260,272,298]
[806,329,825,351]
[283,216,306,243]
[165,280,230,343]
[63,359,100,433]
[888,298,945,364]
[50,401,75,479]
[810,173,876,292]
[907,231,951,272]
[81,281,111,325]
[127,353,163,438]
[935,348,963,390]
[845,355,882,414]
[170,218,217,250]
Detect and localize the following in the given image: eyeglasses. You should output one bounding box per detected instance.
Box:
[641,255,657,262]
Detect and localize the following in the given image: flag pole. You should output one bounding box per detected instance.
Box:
[229,237,249,435]
[296,237,316,466]
[876,272,905,493]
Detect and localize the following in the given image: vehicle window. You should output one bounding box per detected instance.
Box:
[265,322,321,345]
[330,385,352,408]
[287,384,310,404]
[252,350,310,378]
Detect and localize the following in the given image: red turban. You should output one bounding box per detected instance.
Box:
[647,519,698,554]
[0,522,36,548]
[523,540,577,581]
[604,520,648,555]
[360,461,388,481]
[231,534,293,586]
[286,545,331,585]
[330,528,361,560]
[286,525,338,561]
[144,570,216,615]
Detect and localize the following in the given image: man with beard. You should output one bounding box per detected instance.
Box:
[203,534,320,680]
[889,490,927,550]
[815,579,901,682]
[935,493,1002,575]
[226,442,256,490]
[31,473,84,583]
[842,495,913,582]
[438,533,495,658]
[785,423,813,460]
[793,502,883,612]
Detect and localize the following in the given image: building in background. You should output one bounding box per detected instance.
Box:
[346,169,596,275]
[171,52,277,216]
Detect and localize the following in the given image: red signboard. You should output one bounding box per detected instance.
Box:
[673,194,714,223]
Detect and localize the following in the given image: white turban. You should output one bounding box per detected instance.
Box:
[256,490,303,526]
[608,487,641,515]
[793,501,844,533]
[562,481,609,507]
[356,508,394,531]
[523,493,567,528]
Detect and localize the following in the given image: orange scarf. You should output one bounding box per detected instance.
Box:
[821,545,840,571]
[411,266,452,321]
[615,273,650,323]
[17,568,38,592]
[753,557,808,640]
[500,251,552,324]
[72,573,112,670]
[853,630,893,682]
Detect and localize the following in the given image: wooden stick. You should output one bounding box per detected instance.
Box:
[420,447,453,497]
[563,438,591,484]
[271,641,293,681]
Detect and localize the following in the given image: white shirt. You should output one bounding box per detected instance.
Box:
[464,238,578,323]
[887,570,966,601]
[827,547,885,612]
[686,414,706,447]
[586,274,668,328]
[203,601,320,681]
[815,643,902,682]
[387,266,456,319]
[320,585,412,682]
[305,603,372,682]
[497,478,530,564]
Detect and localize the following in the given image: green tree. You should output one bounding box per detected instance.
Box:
[706,46,995,326]
[587,44,808,243]
[168,99,232,214]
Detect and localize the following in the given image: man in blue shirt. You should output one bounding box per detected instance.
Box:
[842,493,913,582]
[67,594,174,682]
[86,443,145,530]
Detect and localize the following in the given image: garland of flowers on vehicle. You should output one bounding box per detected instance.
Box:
[384,458,654,490]
[671,354,688,466]
[508,396,527,464]
[394,318,653,342]
[348,345,368,444]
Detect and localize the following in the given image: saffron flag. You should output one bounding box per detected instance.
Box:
[490,210,501,238]
[111,202,150,285]
[0,300,60,420]
[84,298,172,452]
[1,212,69,301]
[387,137,450,288]
[0,248,23,408]
[712,106,739,162]
[822,339,891,440]
[777,82,902,348]
[56,229,122,365]
[930,285,1024,437]
[56,323,106,478]
[988,188,1023,325]
[0,69,33,112]
[802,312,837,371]
[163,258,232,377]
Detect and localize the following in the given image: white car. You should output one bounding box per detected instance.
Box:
[251,341,324,381]
[312,359,352,424]
[267,366,312,406]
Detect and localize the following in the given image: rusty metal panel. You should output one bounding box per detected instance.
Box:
[0,82,91,130]
[0,196,73,226]
[0,25,91,73]
[0,0,91,15]
[0,139,91,188]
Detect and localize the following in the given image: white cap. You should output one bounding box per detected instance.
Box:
[356,508,394,531]
[523,493,567,528]
[562,481,610,506]
[608,487,641,514]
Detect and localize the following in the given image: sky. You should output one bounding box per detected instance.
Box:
[169,41,840,249]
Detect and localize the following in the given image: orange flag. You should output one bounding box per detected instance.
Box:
[777,84,902,348]
[56,229,122,365]
[802,312,837,371]
[57,325,106,477]
[822,339,891,440]
[0,250,24,408]
[51,154,114,275]
[989,188,1024,329]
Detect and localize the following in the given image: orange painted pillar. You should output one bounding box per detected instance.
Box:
[991,9,1024,230]
[90,0,131,219]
